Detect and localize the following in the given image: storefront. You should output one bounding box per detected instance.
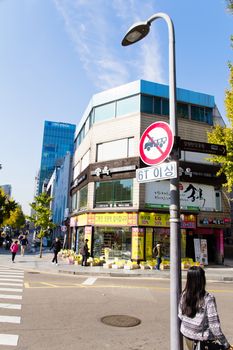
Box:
[71,212,137,258]
[70,211,207,263]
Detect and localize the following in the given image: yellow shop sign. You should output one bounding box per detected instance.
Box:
[88,212,138,226]
[139,212,170,227]
[76,214,88,226]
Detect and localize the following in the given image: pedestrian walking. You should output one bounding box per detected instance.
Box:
[179,266,233,350]
[153,242,163,270]
[80,239,89,266]
[50,237,62,265]
[4,234,12,250]
[20,235,28,256]
[10,240,19,263]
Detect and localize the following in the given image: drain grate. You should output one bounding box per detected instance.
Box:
[101,315,141,327]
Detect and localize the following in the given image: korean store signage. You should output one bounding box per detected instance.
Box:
[136,161,177,183]
[145,181,216,211]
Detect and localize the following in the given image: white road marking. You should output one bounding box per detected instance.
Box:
[0,273,24,277]
[0,303,21,310]
[0,294,22,300]
[0,315,21,324]
[0,334,18,346]
[82,277,97,285]
[0,269,23,272]
[0,287,23,292]
[0,278,24,282]
[0,282,23,286]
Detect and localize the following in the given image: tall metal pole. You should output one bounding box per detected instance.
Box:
[122,12,182,349]
[147,13,182,350]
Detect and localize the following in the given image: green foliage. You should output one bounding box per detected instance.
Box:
[226,0,233,12]
[27,192,55,258]
[207,59,233,192]
[3,205,25,229]
[28,192,55,232]
[0,188,17,225]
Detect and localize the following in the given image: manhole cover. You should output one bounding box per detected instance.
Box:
[101,315,141,327]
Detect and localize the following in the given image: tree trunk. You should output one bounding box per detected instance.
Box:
[39,233,43,258]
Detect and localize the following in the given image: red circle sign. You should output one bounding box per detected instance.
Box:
[139,121,174,165]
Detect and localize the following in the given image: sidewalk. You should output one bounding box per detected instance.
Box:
[0,249,233,281]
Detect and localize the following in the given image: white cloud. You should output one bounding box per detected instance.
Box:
[53,0,164,91]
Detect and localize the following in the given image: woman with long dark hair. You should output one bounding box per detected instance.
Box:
[179,266,232,350]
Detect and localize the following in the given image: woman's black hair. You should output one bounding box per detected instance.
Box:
[181,266,206,318]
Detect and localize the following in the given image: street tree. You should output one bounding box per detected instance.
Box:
[0,188,17,226]
[207,7,233,192]
[226,0,233,12]
[28,192,55,258]
[3,205,25,232]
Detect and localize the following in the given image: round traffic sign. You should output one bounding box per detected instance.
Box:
[139,121,174,165]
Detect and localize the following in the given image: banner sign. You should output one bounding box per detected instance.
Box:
[145,181,216,211]
[131,227,144,260]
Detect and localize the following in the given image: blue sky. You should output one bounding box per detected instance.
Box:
[0,0,232,215]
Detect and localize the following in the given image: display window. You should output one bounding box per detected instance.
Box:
[75,227,84,254]
[153,228,170,258]
[93,227,131,259]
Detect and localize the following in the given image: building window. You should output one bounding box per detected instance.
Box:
[81,150,90,172]
[177,102,189,119]
[79,186,88,210]
[84,118,89,136]
[96,137,134,162]
[116,95,139,117]
[93,227,131,259]
[95,179,133,208]
[141,95,162,115]
[94,102,116,123]
[191,106,213,124]
[141,95,153,114]
[73,162,80,181]
[162,99,169,116]
[72,192,78,211]
[215,191,222,211]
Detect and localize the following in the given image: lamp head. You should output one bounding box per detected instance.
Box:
[121,21,150,46]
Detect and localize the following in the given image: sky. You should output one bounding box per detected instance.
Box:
[0,0,232,215]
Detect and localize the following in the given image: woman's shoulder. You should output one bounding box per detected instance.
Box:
[204,292,216,304]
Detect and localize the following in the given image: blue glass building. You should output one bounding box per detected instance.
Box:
[38,121,76,193]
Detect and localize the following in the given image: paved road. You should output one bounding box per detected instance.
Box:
[0,265,232,350]
[1,249,233,281]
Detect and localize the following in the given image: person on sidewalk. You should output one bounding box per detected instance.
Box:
[50,237,62,265]
[80,239,89,266]
[153,243,162,270]
[179,266,233,350]
[10,240,19,263]
[20,235,28,256]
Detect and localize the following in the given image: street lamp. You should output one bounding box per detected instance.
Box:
[122,13,182,350]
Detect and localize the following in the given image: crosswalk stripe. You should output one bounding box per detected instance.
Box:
[0,267,24,273]
[82,277,97,285]
[0,294,22,300]
[0,287,23,292]
[0,278,24,282]
[0,267,23,346]
[0,303,21,310]
[0,271,24,275]
[0,315,21,324]
[0,334,18,346]
[0,282,23,286]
